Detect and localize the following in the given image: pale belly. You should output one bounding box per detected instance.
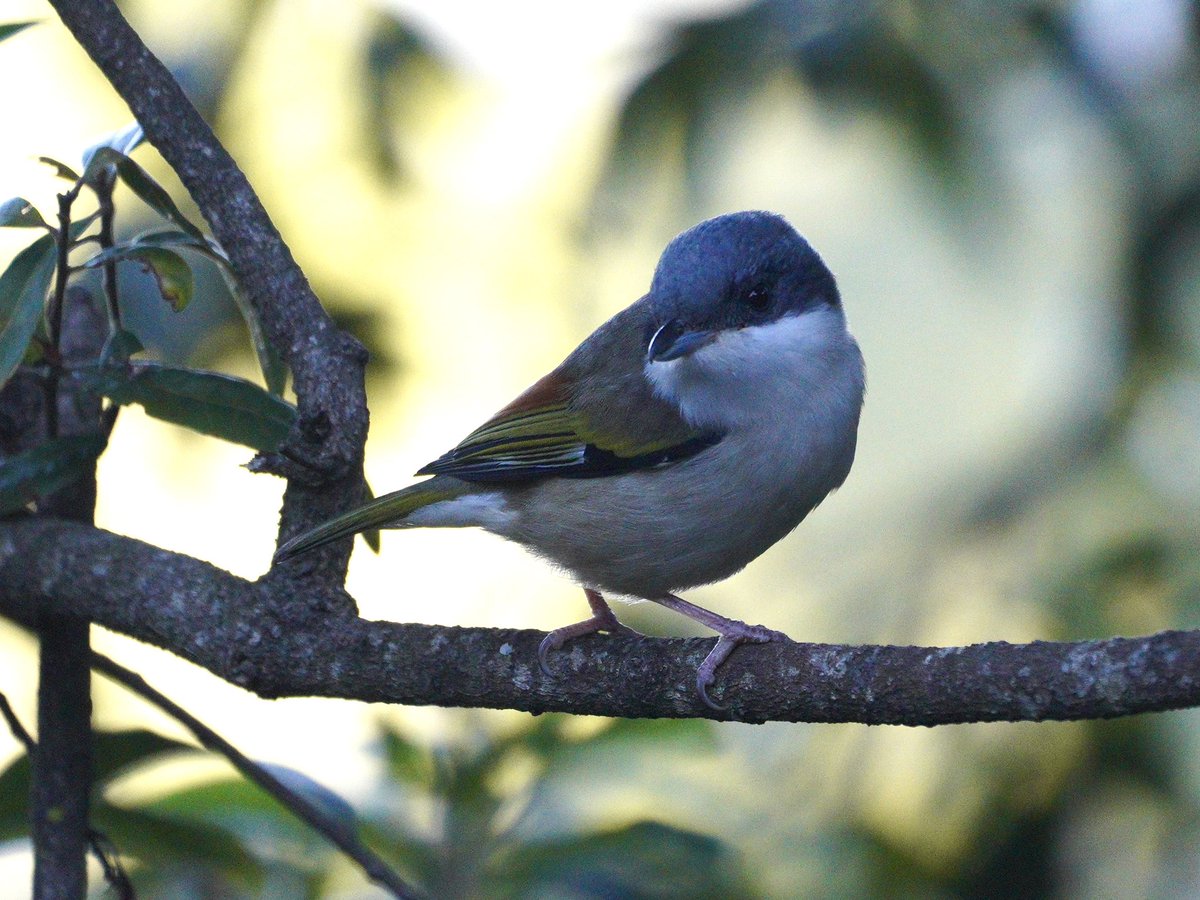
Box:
[501,427,855,599]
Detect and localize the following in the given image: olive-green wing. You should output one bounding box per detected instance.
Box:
[417,360,721,483]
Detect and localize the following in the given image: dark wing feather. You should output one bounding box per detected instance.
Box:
[417,300,723,483]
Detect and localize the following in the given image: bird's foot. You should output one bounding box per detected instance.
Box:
[538,589,643,676]
[695,621,785,711]
[650,593,787,711]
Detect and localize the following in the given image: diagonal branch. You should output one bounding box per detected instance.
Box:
[91,652,420,899]
[45,0,370,592]
[1,518,1198,725]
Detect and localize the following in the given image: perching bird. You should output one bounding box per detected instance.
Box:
[275,211,865,709]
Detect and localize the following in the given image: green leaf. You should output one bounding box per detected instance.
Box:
[0,21,36,43]
[91,363,296,451]
[84,146,206,241]
[132,227,221,256]
[123,229,288,395]
[0,434,107,514]
[362,480,381,553]
[100,328,144,365]
[0,233,57,389]
[797,29,960,168]
[0,197,48,229]
[148,776,341,866]
[114,155,204,240]
[523,716,714,774]
[215,263,288,396]
[22,337,45,365]
[152,774,300,826]
[257,763,359,841]
[0,749,31,842]
[92,802,260,886]
[65,210,99,244]
[83,244,193,311]
[92,728,200,789]
[502,820,748,899]
[81,122,145,170]
[37,155,80,182]
[381,728,434,787]
[361,12,449,181]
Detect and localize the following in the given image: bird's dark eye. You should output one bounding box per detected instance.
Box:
[742,284,770,312]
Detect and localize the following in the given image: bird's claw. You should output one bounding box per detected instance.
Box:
[538,613,642,677]
[696,623,785,711]
[540,589,784,712]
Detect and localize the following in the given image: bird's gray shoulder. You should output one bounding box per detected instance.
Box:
[558,297,708,449]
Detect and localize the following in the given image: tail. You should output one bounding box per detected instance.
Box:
[273,478,469,563]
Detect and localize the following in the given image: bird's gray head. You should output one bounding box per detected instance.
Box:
[640,212,860,431]
[645,211,840,363]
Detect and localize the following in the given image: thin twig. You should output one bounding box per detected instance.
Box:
[90,652,422,899]
[44,192,74,440]
[91,169,122,437]
[86,829,134,900]
[0,690,35,752]
[94,170,121,329]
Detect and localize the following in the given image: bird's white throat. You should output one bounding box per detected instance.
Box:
[645,305,859,430]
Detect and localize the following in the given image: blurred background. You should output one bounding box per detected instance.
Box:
[3,0,1200,895]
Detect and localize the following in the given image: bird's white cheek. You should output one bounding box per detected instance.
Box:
[645,308,860,430]
[645,345,758,429]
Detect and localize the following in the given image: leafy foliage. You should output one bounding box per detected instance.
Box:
[36,155,81,182]
[358,716,745,897]
[83,151,203,244]
[0,198,49,229]
[361,11,445,181]
[0,233,57,388]
[601,1,960,204]
[85,363,295,451]
[83,244,194,311]
[0,728,200,843]
[0,120,286,410]
[0,434,107,515]
[0,120,293,500]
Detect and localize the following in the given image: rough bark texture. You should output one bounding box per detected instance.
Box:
[46,0,370,600]
[1,518,1198,724]
[31,616,91,899]
[29,288,106,898]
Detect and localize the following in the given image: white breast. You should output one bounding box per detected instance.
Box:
[500,304,866,598]
[645,304,864,433]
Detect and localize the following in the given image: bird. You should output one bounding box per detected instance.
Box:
[274,211,865,709]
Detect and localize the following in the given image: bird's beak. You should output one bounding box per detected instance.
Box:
[647,320,718,362]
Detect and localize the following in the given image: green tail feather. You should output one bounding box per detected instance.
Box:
[273,479,468,562]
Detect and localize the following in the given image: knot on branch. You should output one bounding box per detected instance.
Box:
[337,329,369,367]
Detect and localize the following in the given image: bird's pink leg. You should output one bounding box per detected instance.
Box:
[653,593,787,710]
[538,588,644,676]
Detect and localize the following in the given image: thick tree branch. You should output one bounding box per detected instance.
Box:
[1,519,1197,724]
[31,617,91,898]
[31,285,106,900]
[46,0,370,594]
